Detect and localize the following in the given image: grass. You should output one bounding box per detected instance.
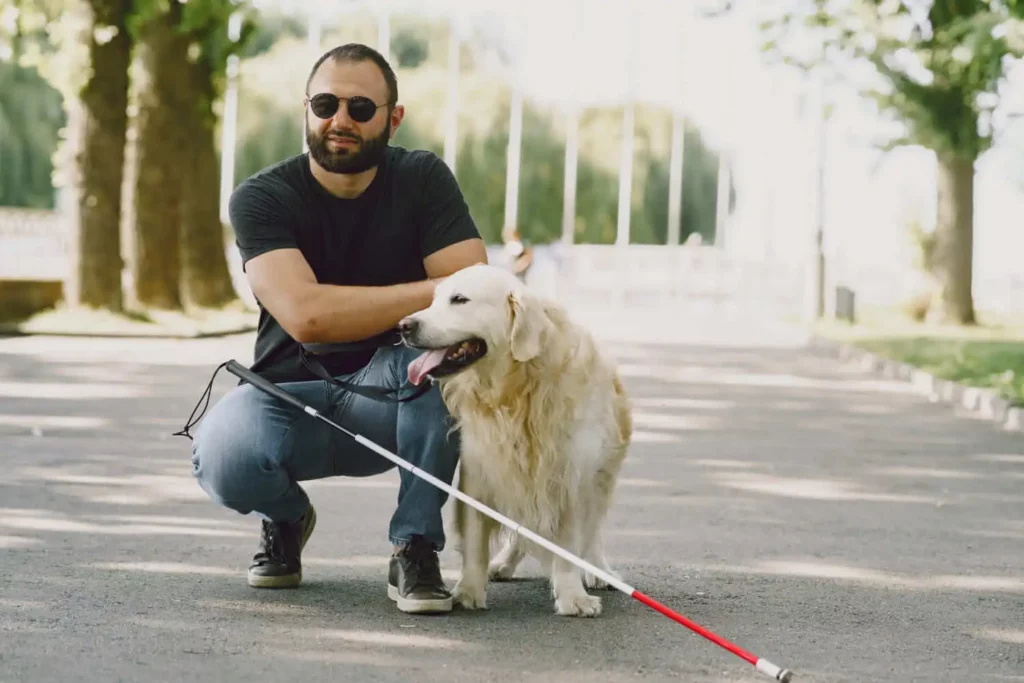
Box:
[815,306,1024,407]
[0,300,258,338]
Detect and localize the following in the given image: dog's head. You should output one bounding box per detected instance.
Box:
[399,264,554,386]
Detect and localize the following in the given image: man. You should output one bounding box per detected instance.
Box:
[189,43,487,615]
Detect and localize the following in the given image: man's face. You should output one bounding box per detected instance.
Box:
[304,59,404,174]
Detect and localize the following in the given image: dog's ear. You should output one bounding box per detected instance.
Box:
[507,290,551,362]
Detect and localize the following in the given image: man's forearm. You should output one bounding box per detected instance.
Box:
[291,279,438,344]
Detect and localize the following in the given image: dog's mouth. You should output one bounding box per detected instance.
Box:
[407,338,488,386]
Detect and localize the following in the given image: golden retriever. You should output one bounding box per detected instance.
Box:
[398,264,632,617]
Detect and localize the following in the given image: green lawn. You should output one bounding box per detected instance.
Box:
[815,307,1024,407]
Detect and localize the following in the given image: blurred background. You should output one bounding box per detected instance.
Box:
[1,0,1022,401]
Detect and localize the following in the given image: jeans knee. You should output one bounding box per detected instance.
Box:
[190,386,282,509]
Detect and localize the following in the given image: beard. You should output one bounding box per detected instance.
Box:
[306,117,391,174]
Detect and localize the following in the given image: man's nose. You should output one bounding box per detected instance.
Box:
[332,102,353,127]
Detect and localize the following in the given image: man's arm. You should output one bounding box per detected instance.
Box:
[245,238,486,344]
[245,248,437,344]
[235,154,486,344]
[423,236,487,279]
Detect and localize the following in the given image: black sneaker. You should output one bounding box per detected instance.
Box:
[247,505,317,588]
[387,535,453,614]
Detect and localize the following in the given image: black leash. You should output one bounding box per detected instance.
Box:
[173,329,430,441]
[298,337,432,404]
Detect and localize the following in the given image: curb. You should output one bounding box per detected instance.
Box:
[808,336,1023,433]
[0,324,257,340]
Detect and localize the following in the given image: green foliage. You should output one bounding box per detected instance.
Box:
[6,5,727,247]
[0,60,65,207]
[235,9,304,59]
[391,26,430,69]
[130,0,258,97]
[760,0,1024,160]
[232,20,725,246]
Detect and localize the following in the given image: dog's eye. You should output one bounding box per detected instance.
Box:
[449,294,469,305]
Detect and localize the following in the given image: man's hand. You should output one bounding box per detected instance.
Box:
[244,238,487,344]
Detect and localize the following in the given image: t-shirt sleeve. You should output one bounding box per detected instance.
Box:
[228,179,297,270]
[418,153,482,258]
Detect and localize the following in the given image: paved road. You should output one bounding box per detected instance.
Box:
[1,321,1022,683]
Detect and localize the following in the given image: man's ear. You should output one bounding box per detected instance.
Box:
[508,290,551,362]
[389,104,405,135]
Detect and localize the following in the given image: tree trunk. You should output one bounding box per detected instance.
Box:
[69,0,132,312]
[931,153,976,325]
[179,58,237,309]
[131,5,190,310]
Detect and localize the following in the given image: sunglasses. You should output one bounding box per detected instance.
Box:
[307,93,386,123]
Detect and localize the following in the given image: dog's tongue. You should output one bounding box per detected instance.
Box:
[408,348,448,386]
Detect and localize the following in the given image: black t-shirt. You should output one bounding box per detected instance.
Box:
[227,145,481,384]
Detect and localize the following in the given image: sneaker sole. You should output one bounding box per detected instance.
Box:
[247,506,318,589]
[387,584,453,614]
[248,572,302,588]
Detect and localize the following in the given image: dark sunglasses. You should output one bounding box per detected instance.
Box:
[307,93,386,123]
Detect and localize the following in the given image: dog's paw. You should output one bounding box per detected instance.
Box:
[488,560,517,581]
[554,593,602,618]
[452,581,488,610]
[584,568,622,591]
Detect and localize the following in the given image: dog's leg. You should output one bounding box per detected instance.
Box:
[580,463,625,591]
[582,526,621,590]
[451,483,493,610]
[535,520,602,618]
[488,529,526,581]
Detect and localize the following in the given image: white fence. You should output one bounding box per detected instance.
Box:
[489,243,808,319]
[0,208,69,281]
[3,208,1019,321]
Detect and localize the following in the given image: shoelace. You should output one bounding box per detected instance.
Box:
[404,544,442,587]
[255,521,285,563]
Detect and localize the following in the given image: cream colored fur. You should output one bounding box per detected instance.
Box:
[401,265,632,617]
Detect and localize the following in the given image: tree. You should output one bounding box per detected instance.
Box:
[130,0,253,310]
[70,0,133,311]
[178,1,255,308]
[131,0,191,309]
[760,0,1024,324]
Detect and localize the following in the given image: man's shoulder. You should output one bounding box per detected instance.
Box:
[385,145,447,181]
[231,154,308,203]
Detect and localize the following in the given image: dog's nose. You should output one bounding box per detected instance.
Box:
[398,317,419,337]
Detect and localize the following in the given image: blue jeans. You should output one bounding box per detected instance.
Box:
[189,346,459,550]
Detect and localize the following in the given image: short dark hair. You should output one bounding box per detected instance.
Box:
[305,43,398,108]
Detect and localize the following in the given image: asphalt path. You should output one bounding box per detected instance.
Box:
[1,322,1022,683]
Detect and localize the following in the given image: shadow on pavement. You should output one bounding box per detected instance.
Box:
[3,334,1023,682]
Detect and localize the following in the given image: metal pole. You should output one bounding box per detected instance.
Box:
[219,10,243,224]
[302,10,322,153]
[561,0,584,245]
[801,66,828,324]
[667,12,686,246]
[377,10,390,64]
[504,85,524,236]
[503,14,525,237]
[715,155,730,249]
[667,112,685,245]
[615,102,635,246]
[813,74,827,320]
[443,15,461,173]
[615,6,635,247]
[561,106,579,245]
